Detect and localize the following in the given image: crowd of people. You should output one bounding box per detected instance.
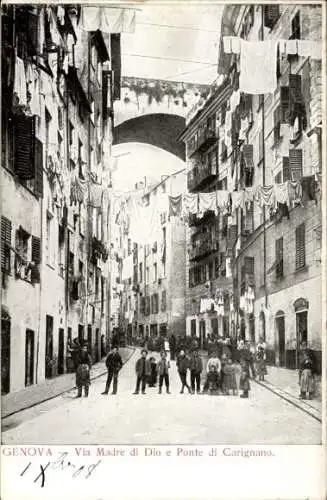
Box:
[68,335,317,402]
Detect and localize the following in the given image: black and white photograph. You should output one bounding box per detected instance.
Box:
[1,1,324,456]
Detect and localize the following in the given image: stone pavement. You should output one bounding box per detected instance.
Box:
[1,347,135,419]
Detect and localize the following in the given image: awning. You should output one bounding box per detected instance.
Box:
[81,7,136,34]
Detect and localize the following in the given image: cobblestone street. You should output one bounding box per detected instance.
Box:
[2,350,321,445]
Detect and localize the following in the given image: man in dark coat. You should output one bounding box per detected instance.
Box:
[169,334,176,361]
[177,349,191,394]
[133,349,151,395]
[101,346,123,395]
[189,350,203,394]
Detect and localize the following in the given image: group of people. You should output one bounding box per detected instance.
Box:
[71,335,317,402]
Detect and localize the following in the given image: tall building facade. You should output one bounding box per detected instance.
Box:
[1,5,122,393]
[115,171,187,343]
[182,4,322,369]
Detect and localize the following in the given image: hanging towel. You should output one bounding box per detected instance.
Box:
[198,192,217,216]
[223,36,232,54]
[297,40,322,59]
[183,193,198,215]
[14,56,27,106]
[278,39,288,54]
[157,193,169,214]
[200,298,214,314]
[239,40,278,94]
[231,37,241,54]
[244,186,256,208]
[216,190,229,209]
[286,39,298,55]
[289,181,303,207]
[168,194,183,217]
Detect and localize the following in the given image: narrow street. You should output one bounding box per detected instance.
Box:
[2,350,321,445]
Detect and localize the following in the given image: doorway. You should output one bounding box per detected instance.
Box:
[276,313,285,367]
[58,328,64,375]
[25,329,35,386]
[95,328,100,362]
[199,320,206,349]
[296,310,308,368]
[87,325,92,357]
[45,315,54,378]
[78,324,84,345]
[1,319,11,394]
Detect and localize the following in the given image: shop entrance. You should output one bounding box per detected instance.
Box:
[275,313,285,367]
[58,328,65,375]
[1,319,11,394]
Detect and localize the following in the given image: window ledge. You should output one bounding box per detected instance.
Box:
[294,265,308,276]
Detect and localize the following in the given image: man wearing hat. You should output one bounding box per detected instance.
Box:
[133,349,151,395]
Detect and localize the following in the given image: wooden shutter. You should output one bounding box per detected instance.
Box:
[242,144,254,169]
[14,115,36,180]
[110,34,121,101]
[1,216,12,269]
[289,74,302,106]
[276,237,283,278]
[280,86,290,123]
[102,70,110,120]
[31,236,41,264]
[282,157,291,182]
[295,223,306,270]
[34,138,44,198]
[289,149,303,181]
[244,256,254,275]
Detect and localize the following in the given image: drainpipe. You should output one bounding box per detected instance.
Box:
[261,7,268,314]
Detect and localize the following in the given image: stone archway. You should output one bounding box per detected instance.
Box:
[113,113,186,160]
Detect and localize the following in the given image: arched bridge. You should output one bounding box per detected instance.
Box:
[113,76,210,160]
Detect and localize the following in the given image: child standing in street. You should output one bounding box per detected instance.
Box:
[203,365,220,395]
[133,349,150,395]
[299,350,315,400]
[223,358,238,395]
[239,361,251,398]
[76,345,92,398]
[157,351,171,394]
[148,356,157,387]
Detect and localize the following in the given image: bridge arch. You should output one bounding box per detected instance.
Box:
[113,113,186,160]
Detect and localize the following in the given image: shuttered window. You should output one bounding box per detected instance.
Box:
[161,290,167,311]
[34,138,44,198]
[282,157,291,181]
[31,236,41,264]
[264,5,280,28]
[244,256,254,275]
[276,237,284,278]
[110,34,121,101]
[244,202,254,233]
[227,224,237,248]
[1,216,12,272]
[242,144,254,169]
[280,86,290,123]
[14,115,36,180]
[102,70,110,120]
[273,107,282,144]
[295,223,306,270]
[289,149,303,181]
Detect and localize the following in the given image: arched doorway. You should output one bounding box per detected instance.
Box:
[294,298,309,369]
[275,310,285,367]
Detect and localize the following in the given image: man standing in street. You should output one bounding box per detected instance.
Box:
[190,349,203,394]
[177,349,191,394]
[157,350,171,394]
[101,346,123,395]
[133,349,150,394]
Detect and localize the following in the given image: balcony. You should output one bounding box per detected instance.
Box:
[187,163,216,193]
[189,234,217,261]
[188,127,218,157]
[188,210,215,227]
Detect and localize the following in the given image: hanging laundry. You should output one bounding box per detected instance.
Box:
[200,298,214,314]
[183,193,198,215]
[230,90,241,112]
[81,6,136,34]
[157,193,169,214]
[14,56,27,107]
[297,40,322,59]
[231,37,241,54]
[244,186,256,208]
[255,185,275,208]
[286,39,298,55]
[239,40,278,94]
[57,6,65,25]
[216,190,229,210]
[289,180,303,207]
[278,39,288,54]
[169,194,183,217]
[274,182,290,207]
[198,192,217,217]
[129,196,160,244]
[223,36,232,54]
[231,191,245,212]
[90,182,104,208]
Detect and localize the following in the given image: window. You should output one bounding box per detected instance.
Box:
[146,266,150,284]
[58,227,65,277]
[295,223,306,270]
[139,263,143,283]
[95,268,100,298]
[264,5,280,29]
[153,263,157,282]
[69,251,74,276]
[1,216,12,275]
[291,11,301,40]
[79,260,84,277]
[214,257,219,278]
[69,121,74,146]
[282,157,291,182]
[289,149,303,181]
[273,107,282,145]
[241,144,254,187]
[208,260,213,280]
[275,172,282,184]
[161,290,167,312]
[191,319,196,337]
[258,130,264,165]
[15,227,30,279]
[46,211,55,267]
[276,237,284,279]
